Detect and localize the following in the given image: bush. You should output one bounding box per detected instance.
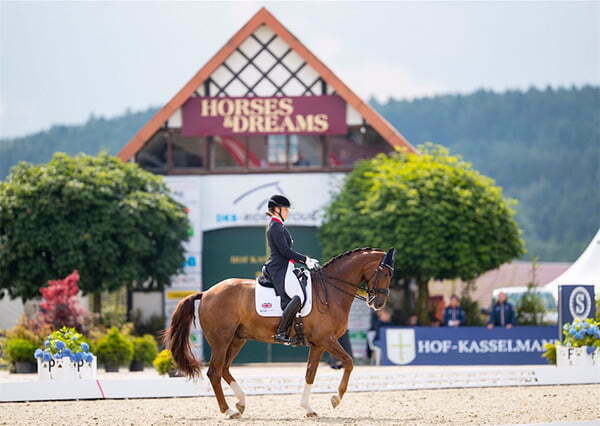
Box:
[131,335,159,365]
[517,283,547,325]
[95,327,134,367]
[459,295,485,326]
[45,326,93,356]
[153,349,175,375]
[5,338,37,363]
[131,310,165,342]
[38,270,90,332]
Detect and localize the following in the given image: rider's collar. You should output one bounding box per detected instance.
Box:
[271,216,283,224]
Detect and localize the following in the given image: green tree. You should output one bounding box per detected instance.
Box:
[319,143,525,324]
[0,152,189,304]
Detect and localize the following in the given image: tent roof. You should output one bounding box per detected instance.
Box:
[117,7,416,161]
[543,228,600,298]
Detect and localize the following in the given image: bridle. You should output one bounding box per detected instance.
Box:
[315,262,393,306]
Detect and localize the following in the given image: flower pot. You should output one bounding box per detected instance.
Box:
[556,344,598,367]
[129,360,145,372]
[104,363,120,373]
[14,361,37,374]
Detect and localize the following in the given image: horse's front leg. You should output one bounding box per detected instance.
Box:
[324,337,353,409]
[301,344,324,417]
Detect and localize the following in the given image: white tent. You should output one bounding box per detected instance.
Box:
[544,228,600,300]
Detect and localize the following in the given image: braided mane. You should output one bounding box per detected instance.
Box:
[322,247,383,269]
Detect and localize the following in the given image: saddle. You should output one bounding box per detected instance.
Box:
[256,267,311,346]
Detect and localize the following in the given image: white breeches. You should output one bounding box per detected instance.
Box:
[284,261,305,304]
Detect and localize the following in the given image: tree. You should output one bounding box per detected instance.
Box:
[0,152,189,305]
[319,143,525,324]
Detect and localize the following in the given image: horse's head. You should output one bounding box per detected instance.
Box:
[365,248,395,311]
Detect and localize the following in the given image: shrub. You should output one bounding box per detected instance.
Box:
[38,270,90,332]
[516,283,547,325]
[459,295,485,326]
[95,327,134,367]
[131,310,165,342]
[131,335,159,365]
[153,349,175,375]
[44,326,93,356]
[5,338,37,363]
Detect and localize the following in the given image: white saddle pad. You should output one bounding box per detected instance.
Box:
[255,274,313,317]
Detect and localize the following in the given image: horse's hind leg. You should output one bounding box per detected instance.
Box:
[324,337,353,409]
[206,335,240,419]
[222,337,247,414]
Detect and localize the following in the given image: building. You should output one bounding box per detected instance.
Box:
[117,7,415,362]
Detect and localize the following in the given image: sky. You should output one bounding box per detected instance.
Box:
[0,1,598,139]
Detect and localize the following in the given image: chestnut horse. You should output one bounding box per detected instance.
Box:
[164,247,395,419]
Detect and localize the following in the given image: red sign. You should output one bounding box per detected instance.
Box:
[182,95,347,136]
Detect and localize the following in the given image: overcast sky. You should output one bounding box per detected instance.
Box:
[1,1,598,138]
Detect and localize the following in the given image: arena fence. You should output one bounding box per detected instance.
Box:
[1,365,599,403]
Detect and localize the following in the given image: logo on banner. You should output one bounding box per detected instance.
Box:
[386,329,416,365]
[568,286,592,319]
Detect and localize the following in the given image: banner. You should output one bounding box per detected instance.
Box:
[558,285,596,340]
[380,326,556,365]
[182,95,347,136]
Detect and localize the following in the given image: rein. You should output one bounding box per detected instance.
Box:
[313,265,392,308]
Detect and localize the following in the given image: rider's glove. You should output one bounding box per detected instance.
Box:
[305,257,320,269]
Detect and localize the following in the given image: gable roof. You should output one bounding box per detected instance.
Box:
[117,7,416,161]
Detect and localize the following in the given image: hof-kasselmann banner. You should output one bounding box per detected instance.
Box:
[182,95,347,136]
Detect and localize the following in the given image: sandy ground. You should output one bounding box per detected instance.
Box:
[1,384,599,425]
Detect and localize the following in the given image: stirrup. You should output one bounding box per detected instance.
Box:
[274,332,293,345]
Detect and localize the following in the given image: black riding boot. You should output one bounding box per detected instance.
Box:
[274,296,302,345]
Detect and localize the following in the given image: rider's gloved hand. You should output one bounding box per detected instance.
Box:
[305,257,320,269]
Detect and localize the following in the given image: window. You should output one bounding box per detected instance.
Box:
[267,135,287,165]
[212,136,247,169]
[290,135,322,167]
[328,126,392,167]
[137,132,168,174]
[171,134,206,169]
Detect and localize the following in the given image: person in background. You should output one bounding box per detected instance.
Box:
[443,295,466,327]
[371,307,394,344]
[487,292,515,329]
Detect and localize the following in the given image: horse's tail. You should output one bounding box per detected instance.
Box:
[163,292,203,380]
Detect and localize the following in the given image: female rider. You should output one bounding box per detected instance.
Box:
[262,195,319,344]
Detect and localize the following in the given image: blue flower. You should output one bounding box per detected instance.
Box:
[74,352,83,362]
[62,348,72,357]
[569,328,577,336]
[85,353,94,363]
[34,349,43,359]
[586,346,596,355]
[44,340,50,347]
[575,331,586,340]
[43,352,51,362]
[80,343,89,352]
[55,340,65,350]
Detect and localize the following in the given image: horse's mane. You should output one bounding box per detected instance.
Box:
[321,247,383,269]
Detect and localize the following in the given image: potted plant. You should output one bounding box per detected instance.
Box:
[5,338,37,373]
[153,349,180,377]
[34,327,96,380]
[129,335,158,372]
[543,318,600,366]
[95,327,133,372]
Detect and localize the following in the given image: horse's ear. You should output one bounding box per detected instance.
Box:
[384,248,396,268]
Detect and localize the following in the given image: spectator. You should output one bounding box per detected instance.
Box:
[443,295,466,327]
[487,292,515,329]
[371,307,394,344]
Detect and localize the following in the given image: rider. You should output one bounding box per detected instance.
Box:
[262,194,319,344]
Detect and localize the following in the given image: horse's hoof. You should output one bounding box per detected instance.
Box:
[235,403,245,415]
[306,411,318,418]
[225,409,241,419]
[331,394,341,408]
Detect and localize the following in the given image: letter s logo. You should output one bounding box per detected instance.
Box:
[568,287,592,320]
